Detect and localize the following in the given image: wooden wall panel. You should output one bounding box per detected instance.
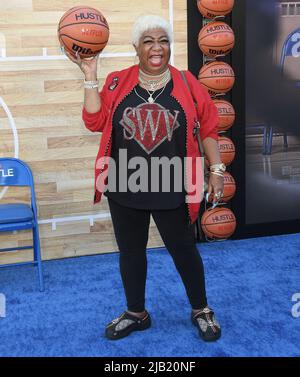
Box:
[0,0,187,265]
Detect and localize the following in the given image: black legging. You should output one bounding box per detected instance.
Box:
[108,198,208,312]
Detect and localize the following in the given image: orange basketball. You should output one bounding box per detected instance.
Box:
[218,136,236,166]
[58,6,110,58]
[201,207,236,239]
[198,21,235,58]
[206,172,236,203]
[198,61,235,95]
[222,172,236,201]
[197,0,235,19]
[213,99,236,132]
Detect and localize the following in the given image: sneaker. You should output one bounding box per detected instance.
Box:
[191,307,221,342]
[105,310,151,340]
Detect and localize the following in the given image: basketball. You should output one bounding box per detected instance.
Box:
[218,136,236,166]
[206,172,236,203]
[201,207,236,239]
[198,61,235,95]
[213,99,236,132]
[197,0,235,19]
[198,21,235,58]
[223,172,236,201]
[58,6,110,58]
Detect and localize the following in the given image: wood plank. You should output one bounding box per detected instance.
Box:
[2,91,83,106]
[0,81,44,95]
[32,0,164,13]
[1,1,33,11]
[38,200,97,217]
[56,179,94,192]
[47,135,99,149]
[44,79,83,92]
[0,103,81,118]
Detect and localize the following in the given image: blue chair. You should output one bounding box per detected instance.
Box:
[266,28,300,154]
[245,123,270,154]
[279,28,300,74]
[0,158,44,291]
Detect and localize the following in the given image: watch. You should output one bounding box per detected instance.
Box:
[210,163,226,173]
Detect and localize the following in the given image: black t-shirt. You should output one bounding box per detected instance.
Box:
[104,79,187,209]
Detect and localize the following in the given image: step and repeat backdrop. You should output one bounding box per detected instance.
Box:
[0,0,187,263]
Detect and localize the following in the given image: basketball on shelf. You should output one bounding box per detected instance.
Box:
[223,172,236,202]
[213,99,236,132]
[206,172,236,203]
[218,136,236,166]
[197,0,235,19]
[198,21,235,58]
[58,6,110,58]
[201,207,236,239]
[198,61,235,95]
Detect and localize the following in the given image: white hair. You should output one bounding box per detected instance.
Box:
[132,15,173,47]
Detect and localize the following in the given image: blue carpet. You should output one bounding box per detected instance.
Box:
[0,233,300,357]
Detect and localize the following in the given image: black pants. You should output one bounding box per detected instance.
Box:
[108,198,208,312]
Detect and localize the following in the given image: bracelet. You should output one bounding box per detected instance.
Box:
[210,163,223,169]
[210,163,226,173]
[210,171,224,178]
[84,79,99,89]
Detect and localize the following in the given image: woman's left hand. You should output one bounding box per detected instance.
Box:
[207,174,224,204]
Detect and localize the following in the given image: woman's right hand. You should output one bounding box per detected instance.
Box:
[65,50,100,80]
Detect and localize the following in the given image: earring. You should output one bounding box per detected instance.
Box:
[134,54,139,65]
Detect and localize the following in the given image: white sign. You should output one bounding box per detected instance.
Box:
[0,168,14,178]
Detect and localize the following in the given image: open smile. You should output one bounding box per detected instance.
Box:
[149,55,163,66]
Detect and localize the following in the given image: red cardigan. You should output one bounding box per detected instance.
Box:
[82,64,219,224]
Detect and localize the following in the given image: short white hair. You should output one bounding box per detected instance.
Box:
[132,15,173,47]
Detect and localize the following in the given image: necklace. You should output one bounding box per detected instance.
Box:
[139,68,171,91]
[139,72,170,91]
[134,84,167,104]
[139,68,169,81]
[140,75,170,92]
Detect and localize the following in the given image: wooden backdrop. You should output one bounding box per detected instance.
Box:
[0,0,188,264]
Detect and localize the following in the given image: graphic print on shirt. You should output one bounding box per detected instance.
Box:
[119,103,181,155]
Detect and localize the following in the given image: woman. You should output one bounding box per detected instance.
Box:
[66,15,225,342]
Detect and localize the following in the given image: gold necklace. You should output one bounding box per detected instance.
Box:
[139,68,171,91]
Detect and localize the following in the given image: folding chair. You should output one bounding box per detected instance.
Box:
[266,28,300,154]
[0,158,44,291]
[245,122,270,155]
